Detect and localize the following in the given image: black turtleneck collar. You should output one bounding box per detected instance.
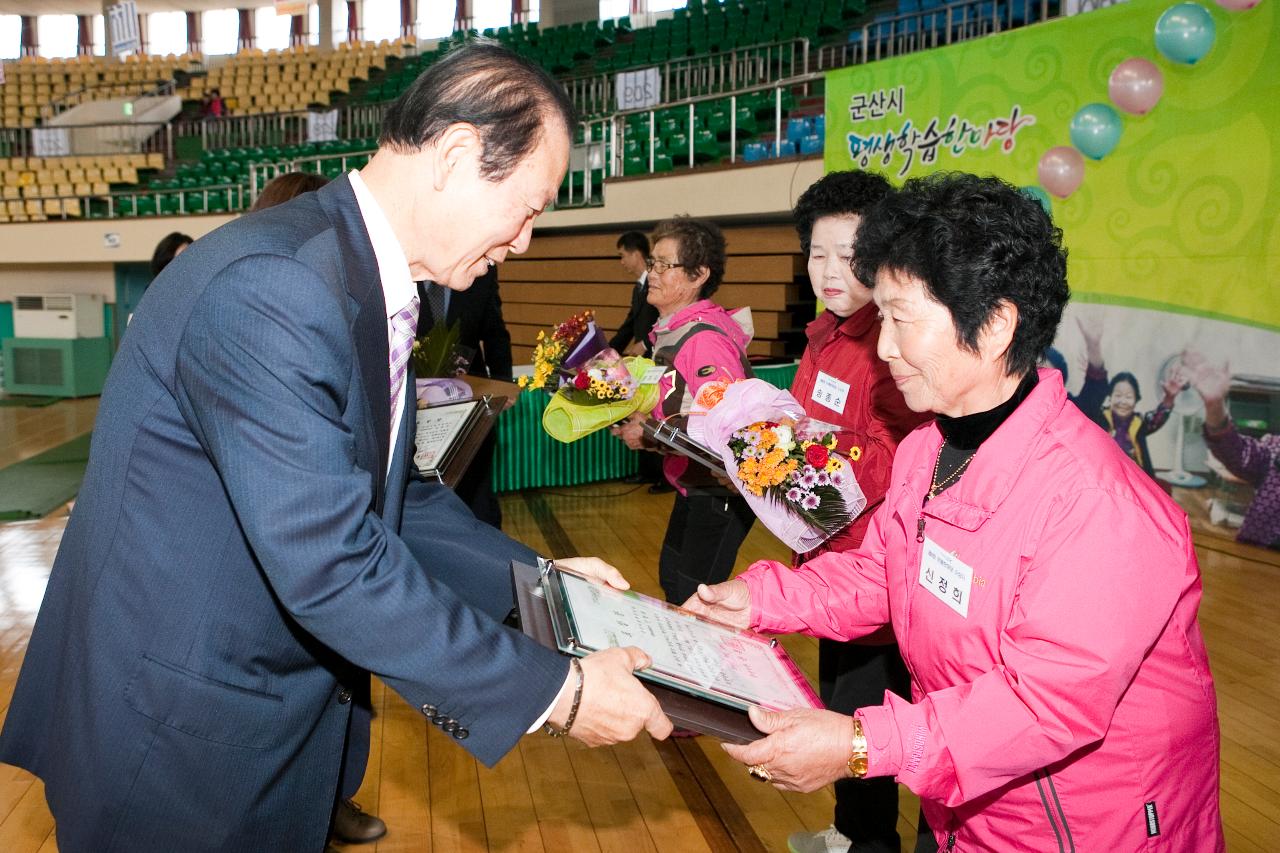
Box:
[935,371,1039,452]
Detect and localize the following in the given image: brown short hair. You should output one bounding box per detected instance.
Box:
[650,215,726,298]
[251,171,329,212]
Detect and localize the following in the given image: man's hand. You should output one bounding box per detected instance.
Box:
[680,579,752,630]
[548,647,673,746]
[722,706,856,792]
[623,341,645,357]
[555,556,630,591]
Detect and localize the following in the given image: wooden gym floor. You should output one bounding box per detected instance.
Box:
[0,397,1276,851]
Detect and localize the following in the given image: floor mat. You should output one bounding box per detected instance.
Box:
[0,433,92,521]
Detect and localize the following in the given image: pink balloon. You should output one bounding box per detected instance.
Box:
[1037,146,1085,199]
[1215,0,1258,9]
[1109,58,1165,115]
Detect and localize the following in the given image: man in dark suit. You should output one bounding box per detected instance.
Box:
[419,265,514,382]
[417,267,511,527]
[0,43,670,853]
[609,231,669,491]
[608,230,659,358]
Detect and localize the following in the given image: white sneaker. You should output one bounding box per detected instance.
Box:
[788,825,853,853]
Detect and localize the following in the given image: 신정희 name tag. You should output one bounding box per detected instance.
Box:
[919,536,973,618]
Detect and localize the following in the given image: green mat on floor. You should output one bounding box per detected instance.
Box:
[0,395,61,408]
[0,433,93,520]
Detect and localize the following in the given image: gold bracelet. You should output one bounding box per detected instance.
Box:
[847,717,868,779]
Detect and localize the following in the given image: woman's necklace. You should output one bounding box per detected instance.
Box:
[927,441,976,501]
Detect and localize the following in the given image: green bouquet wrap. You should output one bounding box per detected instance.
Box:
[542,357,662,443]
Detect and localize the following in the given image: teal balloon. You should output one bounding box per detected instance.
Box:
[1069,103,1124,160]
[1155,3,1217,65]
[1020,185,1053,215]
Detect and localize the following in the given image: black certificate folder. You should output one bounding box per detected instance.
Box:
[510,560,822,744]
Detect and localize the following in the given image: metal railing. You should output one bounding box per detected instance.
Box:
[815,0,1053,70]
[247,149,374,197]
[0,121,172,160]
[175,102,385,152]
[2,182,247,222]
[560,36,811,117]
[41,78,179,121]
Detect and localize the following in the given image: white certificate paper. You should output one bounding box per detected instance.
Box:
[550,570,819,712]
[413,400,480,473]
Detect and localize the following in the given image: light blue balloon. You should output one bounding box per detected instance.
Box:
[1155,2,1217,65]
[1069,103,1124,160]
[1020,185,1053,215]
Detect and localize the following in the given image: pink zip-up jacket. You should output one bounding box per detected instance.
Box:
[740,370,1223,851]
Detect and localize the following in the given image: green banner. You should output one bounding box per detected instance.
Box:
[824,0,1279,330]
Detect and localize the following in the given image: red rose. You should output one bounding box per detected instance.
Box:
[573,371,591,390]
[805,444,829,468]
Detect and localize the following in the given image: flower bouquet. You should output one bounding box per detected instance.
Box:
[541,348,662,443]
[516,310,608,393]
[412,320,475,406]
[688,379,866,553]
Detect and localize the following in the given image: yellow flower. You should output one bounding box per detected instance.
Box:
[848,446,862,462]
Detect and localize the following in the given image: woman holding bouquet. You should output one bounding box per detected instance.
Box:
[787,171,933,853]
[611,216,756,605]
[686,173,1222,850]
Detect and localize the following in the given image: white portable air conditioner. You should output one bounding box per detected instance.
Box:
[12,293,105,339]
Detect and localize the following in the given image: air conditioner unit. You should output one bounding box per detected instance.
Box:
[1,337,111,398]
[12,293,105,339]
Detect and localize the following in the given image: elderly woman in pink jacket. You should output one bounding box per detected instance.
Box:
[686,173,1223,851]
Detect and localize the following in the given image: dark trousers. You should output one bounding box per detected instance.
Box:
[821,638,935,853]
[658,490,755,604]
[638,447,664,484]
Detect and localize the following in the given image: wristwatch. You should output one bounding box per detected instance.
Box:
[848,717,869,779]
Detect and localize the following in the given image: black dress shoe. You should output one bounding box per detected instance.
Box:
[331,798,387,844]
[648,482,675,494]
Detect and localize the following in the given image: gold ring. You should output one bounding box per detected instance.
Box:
[747,764,773,782]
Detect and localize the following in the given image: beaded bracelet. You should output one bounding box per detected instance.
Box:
[545,658,584,738]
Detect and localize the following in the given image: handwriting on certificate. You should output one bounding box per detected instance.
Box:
[413,403,475,471]
[919,536,973,618]
[561,578,811,711]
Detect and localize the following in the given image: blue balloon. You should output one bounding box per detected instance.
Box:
[1069,103,1124,160]
[1155,2,1217,65]
[1020,185,1053,215]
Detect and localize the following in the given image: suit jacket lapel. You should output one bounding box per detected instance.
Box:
[318,176,390,510]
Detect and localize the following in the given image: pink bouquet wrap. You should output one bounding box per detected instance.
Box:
[688,379,867,553]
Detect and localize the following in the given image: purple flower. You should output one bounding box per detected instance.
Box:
[801,493,821,510]
[829,469,847,487]
[799,470,819,489]
[786,487,803,502]
[815,471,830,487]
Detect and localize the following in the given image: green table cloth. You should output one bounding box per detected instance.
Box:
[492,362,799,492]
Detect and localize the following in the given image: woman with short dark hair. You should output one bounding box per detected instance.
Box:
[687,173,1223,849]
[611,215,755,606]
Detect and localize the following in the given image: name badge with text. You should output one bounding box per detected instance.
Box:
[639,366,668,385]
[919,536,973,618]
[812,371,850,415]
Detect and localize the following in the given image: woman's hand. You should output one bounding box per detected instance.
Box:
[555,556,631,591]
[722,706,856,793]
[681,579,751,630]
[1185,351,1231,429]
[609,414,648,450]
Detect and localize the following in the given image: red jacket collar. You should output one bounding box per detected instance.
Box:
[804,301,878,348]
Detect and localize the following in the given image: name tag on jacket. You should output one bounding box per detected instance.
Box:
[919,536,973,618]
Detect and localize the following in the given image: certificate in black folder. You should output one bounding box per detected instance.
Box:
[511,560,820,743]
[641,419,727,475]
[412,397,502,489]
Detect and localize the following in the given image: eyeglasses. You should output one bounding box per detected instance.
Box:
[645,257,685,275]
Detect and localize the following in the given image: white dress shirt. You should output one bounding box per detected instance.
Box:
[348,171,417,476]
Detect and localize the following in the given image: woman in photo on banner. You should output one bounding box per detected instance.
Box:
[784,171,934,853]
[685,173,1223,850]
[610,216,756,607]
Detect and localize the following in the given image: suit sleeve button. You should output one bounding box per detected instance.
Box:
[337,689,352,704]
[421,704,437,717]
[456,728,468,740]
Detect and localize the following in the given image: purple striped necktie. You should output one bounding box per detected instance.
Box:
[388,295,420,421]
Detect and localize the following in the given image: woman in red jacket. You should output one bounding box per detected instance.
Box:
[787,172,932,853]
